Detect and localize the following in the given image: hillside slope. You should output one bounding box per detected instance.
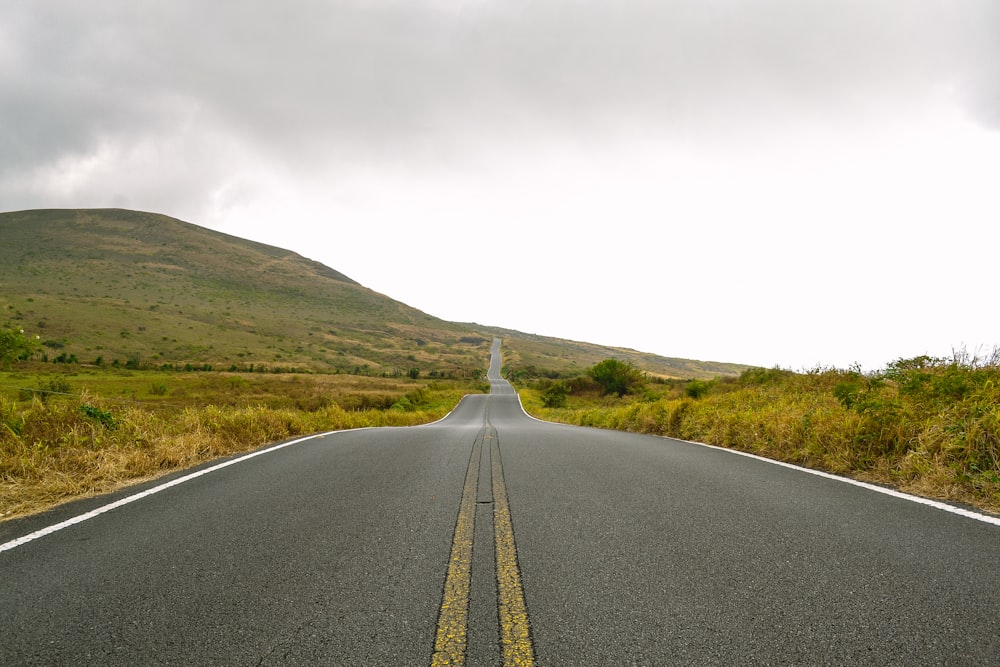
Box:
[1,209,490,375]
[0,209,747,379]
[486,327,748,379]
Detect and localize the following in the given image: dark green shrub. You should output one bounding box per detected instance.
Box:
[589,359,646,397]
[80,404,116,429]
[0,327,40,366]
[738,367,795,387]
[35,377,73,402]
[685,379,713,399]
[541,381,570,408]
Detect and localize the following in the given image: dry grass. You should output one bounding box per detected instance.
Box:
[518,354,1000,514]
[1,372,479,521]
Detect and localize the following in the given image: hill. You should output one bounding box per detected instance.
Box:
[486,327,748,380]
[0,209,748,379]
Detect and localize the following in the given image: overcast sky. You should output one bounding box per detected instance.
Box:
[4,1,998,370]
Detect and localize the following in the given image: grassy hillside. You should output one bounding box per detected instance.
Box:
[490,328,748,380]
[0,209,493,376]
[0,208,746,379]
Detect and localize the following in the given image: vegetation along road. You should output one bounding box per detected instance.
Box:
[2,339,999,665]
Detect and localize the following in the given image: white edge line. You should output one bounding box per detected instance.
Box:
[515,391,547,424]
[419,395,471,426]
[2,392,478,555]
[669,435,1000,527]
[511,389,1000,528]
[35,379,981,551]
[417,388,507,427]
[0,429,347,554]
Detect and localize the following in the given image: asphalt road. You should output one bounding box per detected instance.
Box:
[2,339,999,665]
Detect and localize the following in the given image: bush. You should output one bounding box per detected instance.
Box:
[0,327,40,366]
[566,375,600,395]
[685,379,713,399]
[738,366,795,387]
[589,359,646,397]
[80,404,116,429]
[541,381,570,408]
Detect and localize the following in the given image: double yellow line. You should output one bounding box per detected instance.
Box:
[491,433,534,665]
[430,425,534,666]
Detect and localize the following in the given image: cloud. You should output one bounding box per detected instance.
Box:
[2,0,998,369]
[3,0,996,192]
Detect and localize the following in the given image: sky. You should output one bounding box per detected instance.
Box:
[3,0,998,371]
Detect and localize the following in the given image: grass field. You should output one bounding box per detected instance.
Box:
[1,364,486,521]
[514,350,1000,514]
[6,349,999,522]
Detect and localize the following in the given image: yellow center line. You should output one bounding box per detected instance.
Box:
[430,433,482,666]
[491,434,536,666]
[431,421,535,666]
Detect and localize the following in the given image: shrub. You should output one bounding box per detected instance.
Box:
[685,379,713,399]
[80,404,116,429]
[541,381,570,408]
[739,367,795,387]
[589,359,646,397]
[566,375,600,395]
[0,327,40,366]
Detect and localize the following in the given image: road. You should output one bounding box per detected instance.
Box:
[2,338,999,665]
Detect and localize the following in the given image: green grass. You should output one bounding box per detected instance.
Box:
[516,352,1000,514]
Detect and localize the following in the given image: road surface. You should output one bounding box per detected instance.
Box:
[2,339,999,665]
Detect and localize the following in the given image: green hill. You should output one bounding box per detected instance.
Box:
[0,209,747,379]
